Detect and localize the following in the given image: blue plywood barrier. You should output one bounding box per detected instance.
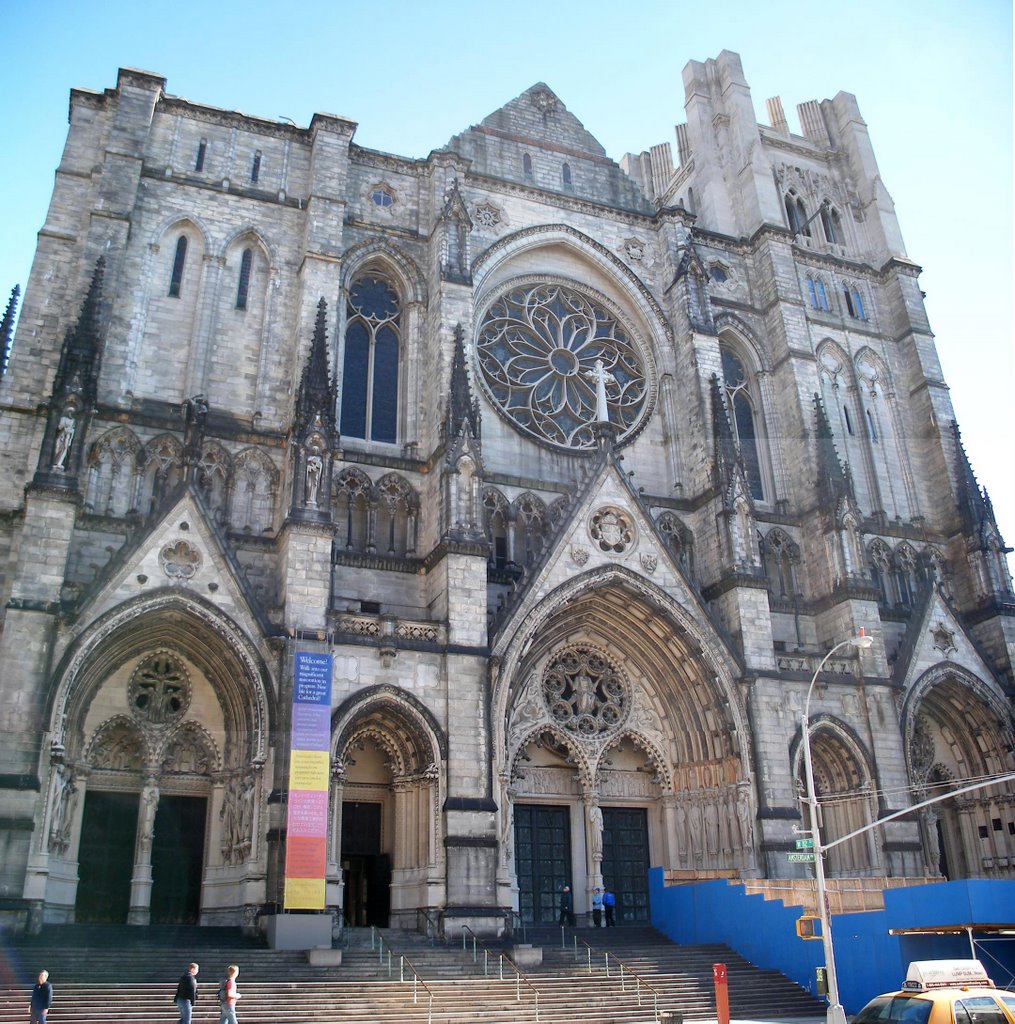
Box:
[649,869,1015,1014]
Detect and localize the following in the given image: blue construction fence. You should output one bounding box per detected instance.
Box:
[649,869,1015,1014]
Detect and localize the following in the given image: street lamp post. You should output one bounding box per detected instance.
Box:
[801,631,873,1024]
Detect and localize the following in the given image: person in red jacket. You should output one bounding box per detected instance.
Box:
[219,964,241,1024]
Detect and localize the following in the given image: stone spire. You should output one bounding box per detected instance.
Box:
[0,284,19,376]
[445,323,480,446]
[814,393,853,507]
[952,421,1002,541]
[290,298,336,520]
[34,258,106,487]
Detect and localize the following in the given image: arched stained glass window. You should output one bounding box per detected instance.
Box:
[341,274,400,443]
[721,347,765,501]
[169,236,188,298]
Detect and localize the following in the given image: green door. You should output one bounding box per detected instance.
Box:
[76,790,138,923]
[602,807,650,923]
[514,804,572,924]
[150,795,207,924]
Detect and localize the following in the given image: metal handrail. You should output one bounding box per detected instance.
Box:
[370,926,435,1024]
[416,906,440,945]
[560,926,663,1021]
[506,908,528,944]
[460,925,540,1022]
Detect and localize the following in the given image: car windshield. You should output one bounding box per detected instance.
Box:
[953,995,1008,1024]
[853,995,932,1024]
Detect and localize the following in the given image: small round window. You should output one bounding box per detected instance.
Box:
[371,188,394,207]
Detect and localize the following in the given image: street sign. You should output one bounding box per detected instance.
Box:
[787,852,816,862]
[794,838,814,849]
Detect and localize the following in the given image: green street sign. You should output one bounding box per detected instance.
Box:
[795,838,815,849]
[787,852,816,862]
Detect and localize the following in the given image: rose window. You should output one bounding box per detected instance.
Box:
[477,282,648,450]
[542,646,629,736]
[129,651,191,725]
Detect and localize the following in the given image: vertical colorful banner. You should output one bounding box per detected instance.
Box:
[284,651,332,910]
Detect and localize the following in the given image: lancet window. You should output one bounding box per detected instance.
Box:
[719,345,766,501]
[341,274,400,444]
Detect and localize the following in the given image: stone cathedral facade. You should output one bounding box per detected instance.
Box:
[0,50,1013,936]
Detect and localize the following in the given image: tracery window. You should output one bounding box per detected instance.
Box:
[483,488,511,570]
[893,544,920,608]
[761,528,799,600]
[514,492,548,567]
[868,540,892,605]
[843,285,866,320]
[375,473,417,557]
[476,282,648,450]
[820,204,842,245]
[785,191,809,236]
[341,274,400,443]
[657,511,694,580]
[542,645,630,737]
[720,346,765,501]
[334,468,372,551]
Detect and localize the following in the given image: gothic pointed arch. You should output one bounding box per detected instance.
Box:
[340,239,428,307]
[717,331,772,503]
[373,472,419,557]
[84,426,143,517]
[49,589,274,771]
[513,492,548,568]
[196,441,233,522]
[655,511,695,583]
[793,716,880,876]
[760,527,801,602]
[482,487,512,570]
[229,447,278,534]
[333,466,373,552]
[140,433,184,517]
[902,663,1015,879]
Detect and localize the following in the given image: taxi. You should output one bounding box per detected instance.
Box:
[853,960,1015,1024]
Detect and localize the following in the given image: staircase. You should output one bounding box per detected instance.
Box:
[0,923,826,1023]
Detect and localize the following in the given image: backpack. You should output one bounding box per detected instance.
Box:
[217,979,227,1003]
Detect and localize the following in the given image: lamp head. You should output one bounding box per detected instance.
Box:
[849,631,874,650]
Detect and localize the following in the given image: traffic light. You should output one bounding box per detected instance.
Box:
[796,916,821,939]
[815,967,828,995]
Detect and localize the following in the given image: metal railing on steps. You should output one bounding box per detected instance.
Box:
[460,925,540,1022]
[370,925,434,1024]
[560,925,663,1022]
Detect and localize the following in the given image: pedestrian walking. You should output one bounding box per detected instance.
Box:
[174,962,199,1024]
[558,885,576,927]
[591,886,604,927]
[218,964,241,1024]
[603,886,616,926]
[30,970,52,1024]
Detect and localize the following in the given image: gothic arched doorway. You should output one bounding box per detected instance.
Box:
[331,689,445,929]
[906,667,1015,880]
[42,592,272,927]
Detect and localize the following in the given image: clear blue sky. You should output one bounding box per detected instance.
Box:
[2,0,1012,555]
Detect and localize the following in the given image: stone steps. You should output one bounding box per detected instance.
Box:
[0,923,826,1023]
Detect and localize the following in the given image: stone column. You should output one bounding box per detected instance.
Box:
[127,776,159,925]
[326,759,346,933]
[661,793,680,870]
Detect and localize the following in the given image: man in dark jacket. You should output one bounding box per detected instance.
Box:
[174,962,199,1024]
[558,885,575,926]
[30,970,52,1024]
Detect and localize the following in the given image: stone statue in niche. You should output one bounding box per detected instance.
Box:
[48,763,78,855]
[305,454,323,506]
[52,409,77,470]
[220,779,239,863]
[137,778,160,856]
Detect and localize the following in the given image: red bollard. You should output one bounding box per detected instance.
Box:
[713,963,729,1024]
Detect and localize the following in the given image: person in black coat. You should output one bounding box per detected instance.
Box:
[174,962,199,1024]
[558,885,576,926]
[30,970,52,1024]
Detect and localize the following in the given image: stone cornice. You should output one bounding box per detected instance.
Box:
[158,95,306,141]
